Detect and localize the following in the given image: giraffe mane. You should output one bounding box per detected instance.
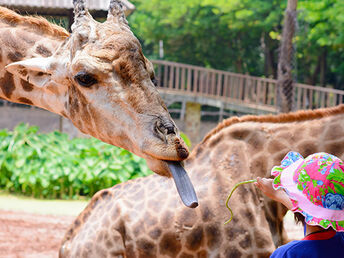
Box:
[0,7,69,39]
[201,104,344,145]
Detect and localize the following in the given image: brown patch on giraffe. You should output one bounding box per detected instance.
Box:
[324,140,344,156]
[0,46,2,62]
[194,145,205,160]
[17,97,33,105]
[239,233,252,249]
[324,123,344,140]
[309,124,323,138]
[296,141,319,157]
[36,45,53,57]
[100,189,111,200]
[148,199,161,213]
[82,210,90,222]
[159,232,182,256]
[133,221,144,236]
[246,132,265,151]
[197,250,207,258]
[73,218,81,229]
[178,208,197,227]
[205,224,222,248]
[7,51,24,62]
[254,229,271,249]
[267,139,288,154]
[0,72,15,99]
[257,252,272,258]
[144,211,158,227]
[105,239,112,249]
[224,248,242,258]
[225,226,246,240]
[250,155,267,177]
[200,204,214,222]
[161,210,174,229]
[137,238,156,257]
[185,226,204,251]
[68,83,90,122]
[229,129,251,140]
[273,151,288,166]
[20,79,34,91]
[114,58,140,85]
[148,228,162,240]
[95,245,107,257]
[179,252,194,258]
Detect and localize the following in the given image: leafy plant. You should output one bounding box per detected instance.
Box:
[0,124,153,199]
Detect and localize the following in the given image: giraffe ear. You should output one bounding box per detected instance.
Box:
[5,57,53,88]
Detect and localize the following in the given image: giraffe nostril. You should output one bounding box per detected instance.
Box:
[165,125,175,135]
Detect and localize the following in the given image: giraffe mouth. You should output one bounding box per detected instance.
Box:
[167,161,198,208]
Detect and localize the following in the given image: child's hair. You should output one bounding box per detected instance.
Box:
[294,212,305,226]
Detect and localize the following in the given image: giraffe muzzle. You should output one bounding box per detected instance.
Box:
[167,161,198,208]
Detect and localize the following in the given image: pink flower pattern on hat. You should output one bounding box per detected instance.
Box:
[271,151,344,231]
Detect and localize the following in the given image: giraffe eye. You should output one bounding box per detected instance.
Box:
[74,72,98,87]
[151,76,158,87]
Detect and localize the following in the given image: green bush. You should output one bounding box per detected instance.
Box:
[0,124,152,199]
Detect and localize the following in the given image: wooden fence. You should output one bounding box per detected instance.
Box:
[152,60,344,113]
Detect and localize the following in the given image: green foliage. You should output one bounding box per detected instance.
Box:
[0,124,152,199]
[180,132,191,149]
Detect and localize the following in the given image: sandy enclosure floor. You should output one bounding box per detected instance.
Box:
[0,210,74,258]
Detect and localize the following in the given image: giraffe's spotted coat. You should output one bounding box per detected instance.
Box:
[60,105,344,257]
[0,72,15,98]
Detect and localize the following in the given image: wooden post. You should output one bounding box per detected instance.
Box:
[219,104,224,122]
[277,0,298,113]
[180,101,186,121]
[185,102,201,146]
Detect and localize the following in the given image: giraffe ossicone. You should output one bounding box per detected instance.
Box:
[0,1,195,201]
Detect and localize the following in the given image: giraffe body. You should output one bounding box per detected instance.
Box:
[0,2,189,177]
[60,105,344,257]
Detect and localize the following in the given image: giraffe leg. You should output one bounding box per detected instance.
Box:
[263,198,288,247]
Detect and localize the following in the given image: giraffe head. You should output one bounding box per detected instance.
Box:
[4,0,189,176]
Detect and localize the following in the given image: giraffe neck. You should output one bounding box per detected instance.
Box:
[0,10,67,114]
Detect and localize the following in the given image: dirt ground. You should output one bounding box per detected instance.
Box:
[0,208,303,258]
[0,210,74,258]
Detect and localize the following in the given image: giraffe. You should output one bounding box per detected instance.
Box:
[0,1,190,179]
[59,105,344,257]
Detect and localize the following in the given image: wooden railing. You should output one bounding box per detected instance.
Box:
[152,60,344,113]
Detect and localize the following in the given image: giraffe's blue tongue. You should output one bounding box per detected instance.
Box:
[167,161,198,208]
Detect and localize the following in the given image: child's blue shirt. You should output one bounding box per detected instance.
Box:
[271,231,344,258]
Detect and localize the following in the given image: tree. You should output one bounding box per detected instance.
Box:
[277,0,298,113]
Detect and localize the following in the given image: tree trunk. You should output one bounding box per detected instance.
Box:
[276,0,298,113]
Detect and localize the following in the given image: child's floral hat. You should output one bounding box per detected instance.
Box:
[271,152,344,231]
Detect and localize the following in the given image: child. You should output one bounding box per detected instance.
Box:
[254,152,344,257]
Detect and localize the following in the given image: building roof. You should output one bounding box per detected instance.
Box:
[0,0,135,16]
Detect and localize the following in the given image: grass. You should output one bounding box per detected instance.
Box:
[0,192,88,216]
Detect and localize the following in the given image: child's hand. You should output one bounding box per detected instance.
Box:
[254,177,293,209]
